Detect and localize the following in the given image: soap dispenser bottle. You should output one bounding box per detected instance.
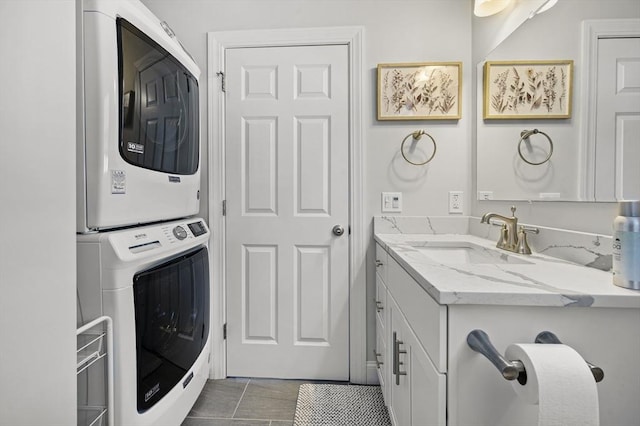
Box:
[613,200,640,290]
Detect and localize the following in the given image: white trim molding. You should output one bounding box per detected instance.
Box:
[367,361,381,385]
[207,27,366,383]
[579,19,640,200]
[207,31,227,380]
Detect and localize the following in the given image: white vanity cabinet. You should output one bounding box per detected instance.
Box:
[374,238,640,426]
[447,304,640,426]
[374,244,389,401]
[376,243,447,426]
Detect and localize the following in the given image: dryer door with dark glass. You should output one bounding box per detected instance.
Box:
[118,18,199,176]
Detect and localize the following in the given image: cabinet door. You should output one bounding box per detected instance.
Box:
[375,317,388,400]
[389,298,411,426]
[406,325,446,426]
[389,295,446,426]
[375,275,389,402]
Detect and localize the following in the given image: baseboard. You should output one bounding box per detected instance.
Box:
[366,361,380,385]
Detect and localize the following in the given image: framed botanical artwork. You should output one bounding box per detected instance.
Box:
[377,62,462,120]
[483,60,573,119]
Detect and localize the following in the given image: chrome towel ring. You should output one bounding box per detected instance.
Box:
[518,129,553,165]
[401,130,437,166]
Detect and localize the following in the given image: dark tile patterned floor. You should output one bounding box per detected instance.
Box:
[182,378,339,426]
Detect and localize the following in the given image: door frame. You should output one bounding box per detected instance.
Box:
[579,19,640,200]
[207,27,366,382]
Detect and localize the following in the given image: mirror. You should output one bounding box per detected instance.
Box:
[475,0,640,202]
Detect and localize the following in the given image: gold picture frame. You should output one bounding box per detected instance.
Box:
[377,62,462,120]
[483,60,573,120]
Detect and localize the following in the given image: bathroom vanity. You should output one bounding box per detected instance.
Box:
[374,223,640,426]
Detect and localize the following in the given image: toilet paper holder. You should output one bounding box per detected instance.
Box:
[534,331,604,382]
[467,329,604,385]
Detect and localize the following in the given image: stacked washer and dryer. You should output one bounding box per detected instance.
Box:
[76,1,210,425]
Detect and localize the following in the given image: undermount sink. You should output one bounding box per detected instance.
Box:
[407,241,533,265]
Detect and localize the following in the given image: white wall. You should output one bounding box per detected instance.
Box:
[141,0,473,370]
[0,1,77,425]
[471,0,640,235]
[143,0,473,220]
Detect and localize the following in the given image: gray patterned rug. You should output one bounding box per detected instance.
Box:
[293,384,391,426]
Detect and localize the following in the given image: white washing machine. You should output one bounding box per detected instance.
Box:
[77,217,211,426]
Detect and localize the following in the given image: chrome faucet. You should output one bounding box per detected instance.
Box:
[480,206,539,254]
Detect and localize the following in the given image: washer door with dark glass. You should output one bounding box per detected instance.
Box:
[133,246,209,412]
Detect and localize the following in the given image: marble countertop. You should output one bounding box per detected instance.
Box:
[375,233,640,309]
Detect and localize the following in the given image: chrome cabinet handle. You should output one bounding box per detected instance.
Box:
[393,331,407,385]
[376,260,384,267]
[375,300,384,312]
[392,332,398,376]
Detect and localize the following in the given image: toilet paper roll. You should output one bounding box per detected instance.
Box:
[505,343,599,426]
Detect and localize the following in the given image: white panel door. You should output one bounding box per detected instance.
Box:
[225,45,350,379]
[595,37,640,200]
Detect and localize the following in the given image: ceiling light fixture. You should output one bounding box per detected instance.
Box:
[473,0,513,17]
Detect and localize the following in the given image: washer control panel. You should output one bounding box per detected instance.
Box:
[104,217,210,261]
[187,220,207,237]
[160,219,210,245]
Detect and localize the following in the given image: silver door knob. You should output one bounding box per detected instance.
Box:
[332,225,345,236]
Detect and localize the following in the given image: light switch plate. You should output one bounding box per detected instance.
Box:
[381,192,402,213]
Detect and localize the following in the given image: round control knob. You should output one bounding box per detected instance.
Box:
[173,226,188,240]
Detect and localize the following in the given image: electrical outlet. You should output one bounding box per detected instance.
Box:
[448,191,463,214]
[478,191,494,200]
[381,192,402,213]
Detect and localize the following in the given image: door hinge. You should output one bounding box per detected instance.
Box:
[223,323,227,340]
[222,200,226,216]
[216,71,225,92]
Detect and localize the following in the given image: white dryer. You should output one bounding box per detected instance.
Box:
[77,217,211,426]
[78,0,201,233]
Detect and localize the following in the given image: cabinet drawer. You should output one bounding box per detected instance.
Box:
[387,255,447,373]
[375,243,388,284]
